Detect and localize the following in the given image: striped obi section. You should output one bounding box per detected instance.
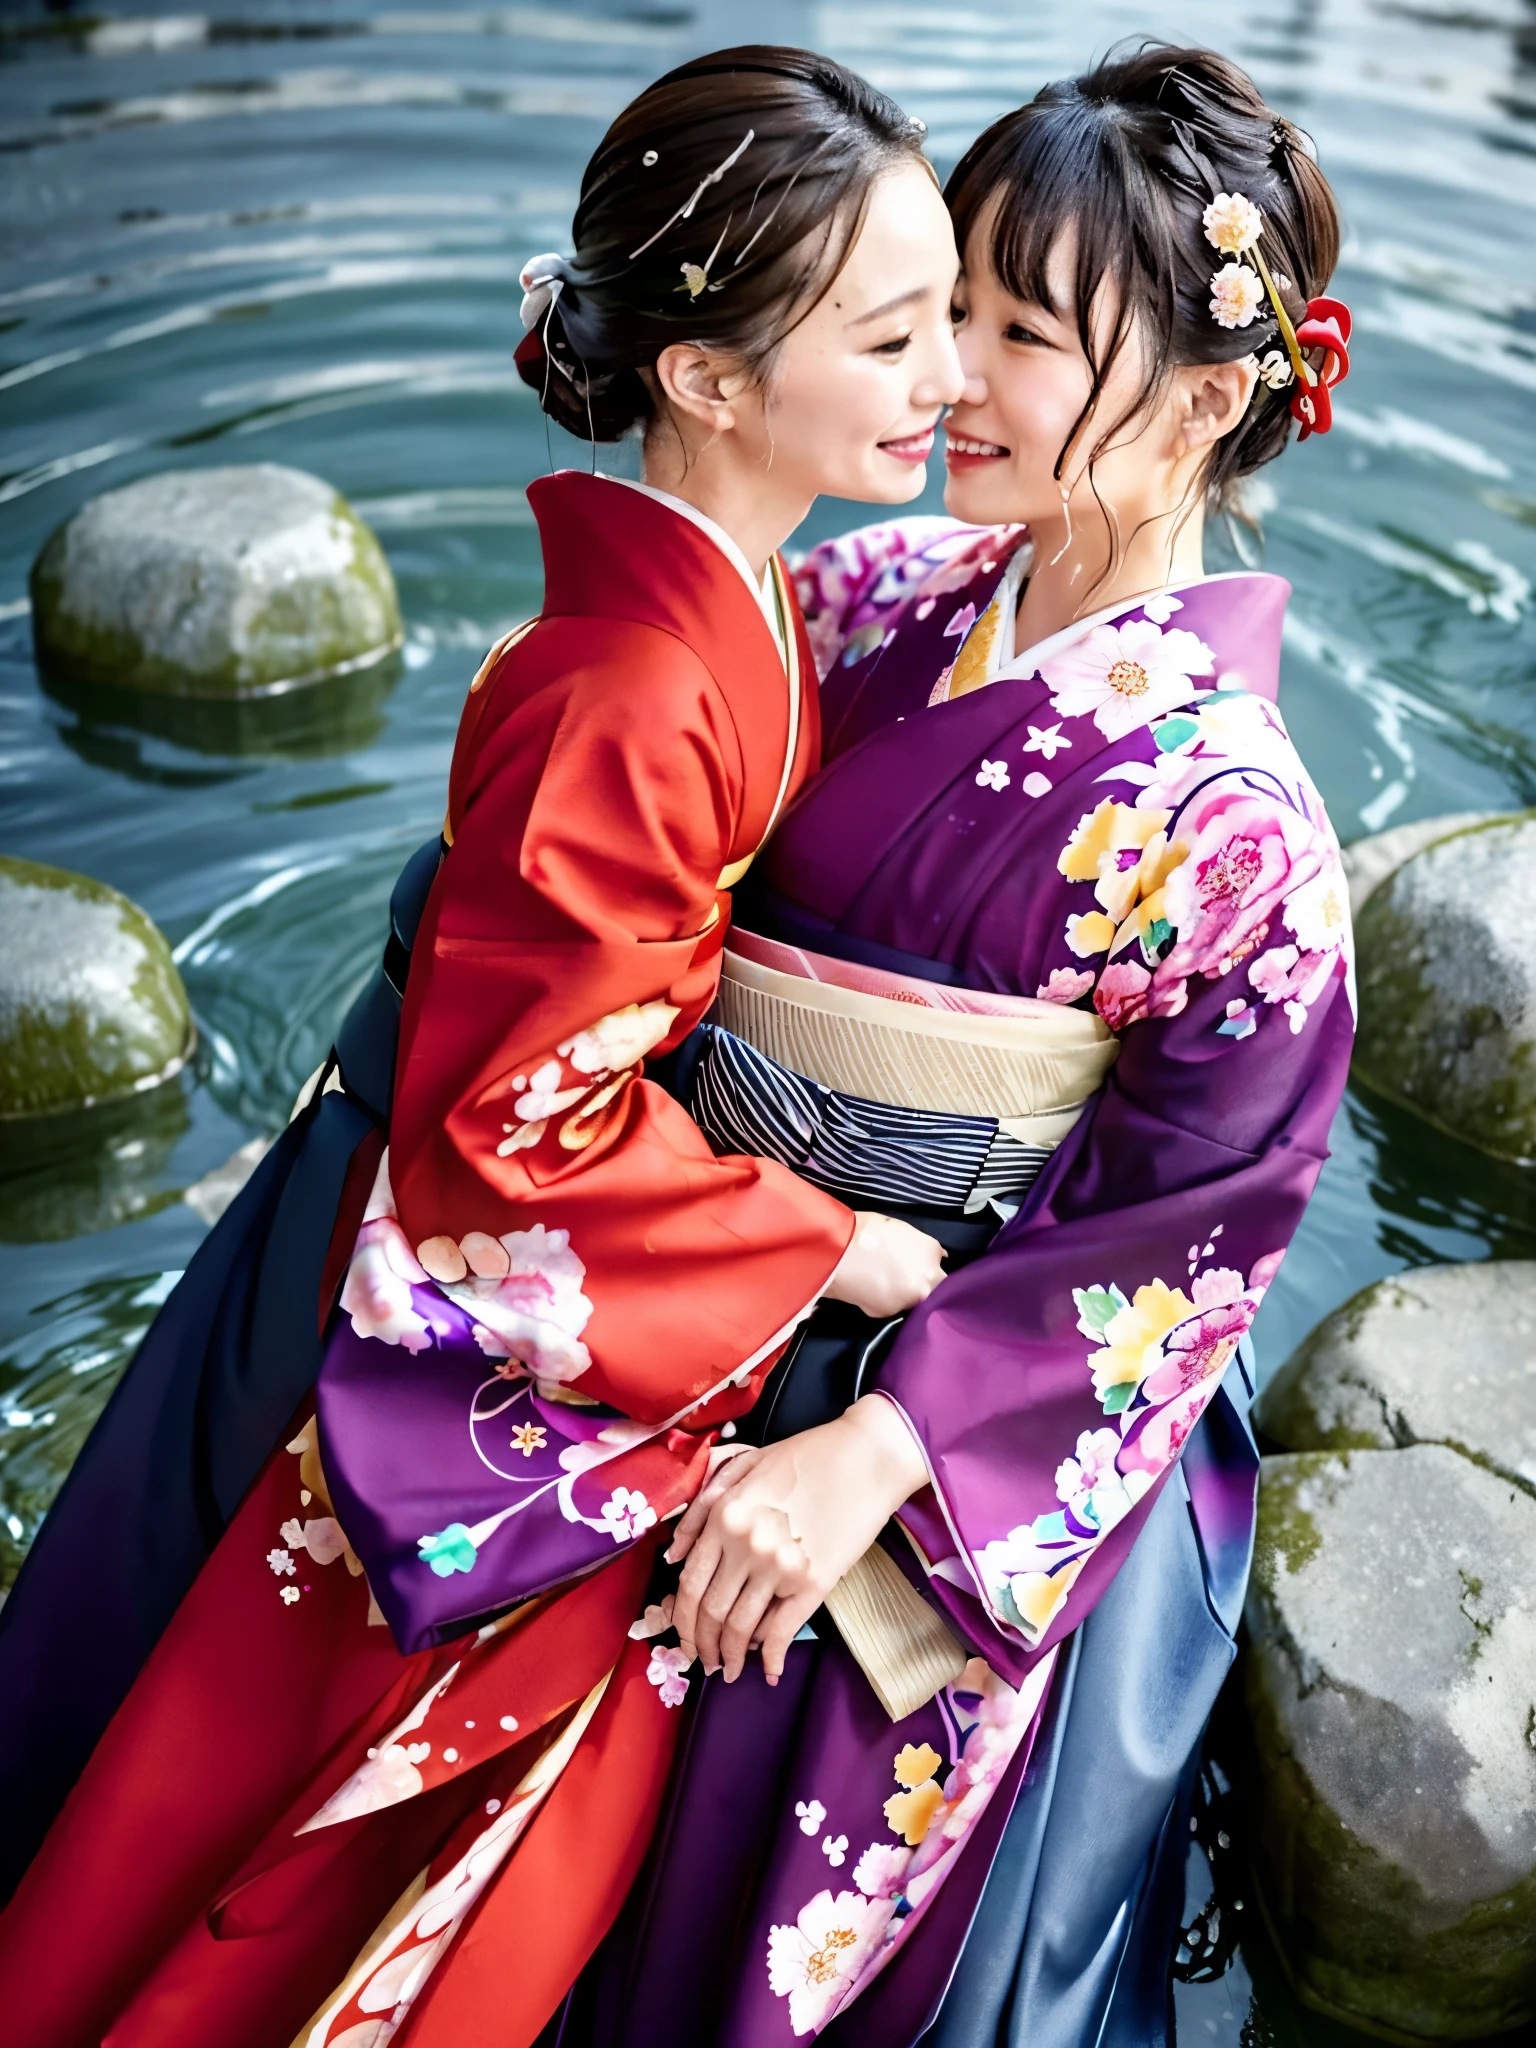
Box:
[690,935,1120,1218]
[690,1025,1050,1215]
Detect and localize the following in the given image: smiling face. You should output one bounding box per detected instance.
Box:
[944,203,1151,529]
[747,158,967,504]
[943,195,1260,567]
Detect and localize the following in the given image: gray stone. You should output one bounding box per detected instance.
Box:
[31,464,402,698]
[1342,812,1504,919]
[0,857,192,1118]
[1258,1262,1536,1496]
[1352,814,1536,1161]
[1244,1445,1536,2040]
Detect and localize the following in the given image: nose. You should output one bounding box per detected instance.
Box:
[913,320,967,412]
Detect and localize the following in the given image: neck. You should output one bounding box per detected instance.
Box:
[640,429,810,585]
[1015,491,1207,652]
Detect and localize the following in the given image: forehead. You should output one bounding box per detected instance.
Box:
[962,187,1080,304]
[834,159,953,296]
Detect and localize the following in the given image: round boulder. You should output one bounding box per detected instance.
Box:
[0,857,193,1118]
[1258,1261,1536,1494]
[31,464,402,698]
[1352,814,1536,1161]
[1342,811,1504,920]
[1244,1445,1536,2040]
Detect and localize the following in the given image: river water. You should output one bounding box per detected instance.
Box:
[1,2,1533,2040]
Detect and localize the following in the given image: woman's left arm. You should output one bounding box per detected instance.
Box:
[874,830,1356,1678]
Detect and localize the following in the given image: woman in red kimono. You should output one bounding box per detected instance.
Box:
[0,46,966,2048]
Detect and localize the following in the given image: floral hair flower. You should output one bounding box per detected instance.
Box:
[1203,192,1264,256]
[1209,262,1266,329]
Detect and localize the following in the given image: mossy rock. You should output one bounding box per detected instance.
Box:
[1257,1262,1536,1495]
[31,464,402,698]
[1342,813,1504,920]
[1243,1446,1536,2040]
[0,857,193,1118]
[1352,814,1536,1162]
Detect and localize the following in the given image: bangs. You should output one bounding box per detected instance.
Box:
[947,98,1178,355]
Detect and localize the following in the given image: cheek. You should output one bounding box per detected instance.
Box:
[771,358,890,473]
[998,360,1085,466]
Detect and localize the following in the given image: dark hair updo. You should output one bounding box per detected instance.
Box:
[947,42,1343,511]
[516,46,932,442]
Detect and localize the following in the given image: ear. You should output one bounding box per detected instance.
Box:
[651,342,752,438]
[1176,356,1259,455]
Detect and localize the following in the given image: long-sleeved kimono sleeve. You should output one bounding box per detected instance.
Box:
[880,699,1355,1680]
[380,612,853,1425]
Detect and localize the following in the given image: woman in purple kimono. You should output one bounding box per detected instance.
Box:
[558,42,1355,2046]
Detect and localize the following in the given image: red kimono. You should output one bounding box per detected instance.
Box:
[0,473,851,2048]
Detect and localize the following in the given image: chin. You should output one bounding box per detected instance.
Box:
[942,468,1019,526]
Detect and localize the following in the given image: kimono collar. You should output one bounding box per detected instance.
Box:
[529,469,792,683]
[527,469,813,872]
[1004,572,1291,705]
[602,474,785,655]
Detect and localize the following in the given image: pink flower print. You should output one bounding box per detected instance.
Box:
[976,758,1010,792]
[852,1840,910,1899]
[1121,1380,1221,1480]
[628,1597,677,1641]
[598,1487,657,1543]
[821,1834,849,1868]
[1218,998,1257,1039]
[1037,967,1096,1004]
[448,1223,594,1383]
[944,603,977,639]
[1138,1295,1254,1408]
[1054,1427,1122,1504]
[1191,1266,1246,1311]
[280,1516,348,1566]
[915,596,937,620]
[1248,942,1300,1002]
[1037,618,1214,741]
[1021,772,1052,799]
[341,1216,432,1353]
[1157,791,1325,996]
[1093,960,1152,1030]
[646,1643,692,1709]
[267,1548,296,1577]
[767,1890,894,2037]
[796,1798,827,1836]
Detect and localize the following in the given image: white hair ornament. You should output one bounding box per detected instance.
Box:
[519,253,568,334]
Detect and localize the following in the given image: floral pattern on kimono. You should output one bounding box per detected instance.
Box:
[774,518,1354,1674]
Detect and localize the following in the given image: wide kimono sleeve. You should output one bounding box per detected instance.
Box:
[882,735,1355,1682]
[379,615,854,1427]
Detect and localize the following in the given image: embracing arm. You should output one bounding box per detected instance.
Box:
[878,893,1354,1681]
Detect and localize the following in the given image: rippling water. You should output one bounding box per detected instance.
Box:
[1,2,1533,2037]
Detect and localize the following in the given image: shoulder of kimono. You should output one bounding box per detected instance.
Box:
[454,613,745,802]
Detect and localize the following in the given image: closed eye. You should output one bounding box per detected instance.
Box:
[872,333,913,358]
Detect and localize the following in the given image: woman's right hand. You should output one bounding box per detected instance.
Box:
[822,1210,946,1318]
